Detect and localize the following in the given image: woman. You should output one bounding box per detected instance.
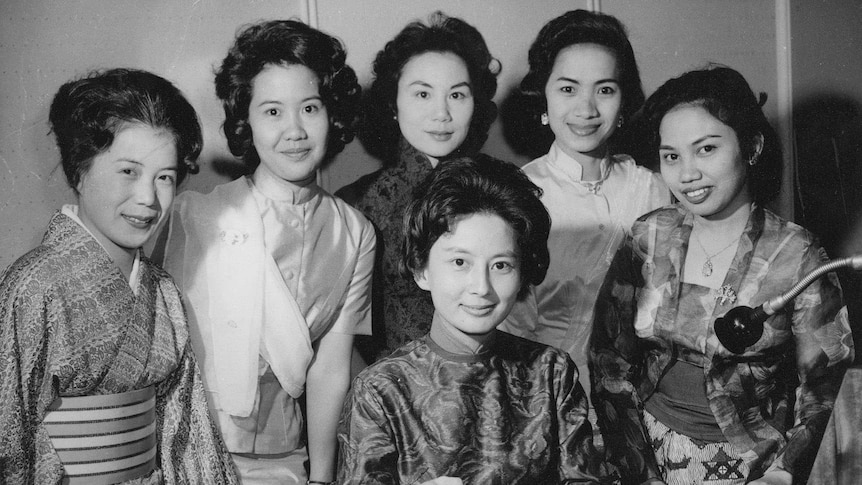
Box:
[590,66,854,484]
[499,10,669,400]
[338,157,606,484]
[336,11,500,362]
[0,68,237,484]
[158,20,373,485]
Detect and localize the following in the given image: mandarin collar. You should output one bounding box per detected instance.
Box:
[545,141,611,183]
[250,169,320,205]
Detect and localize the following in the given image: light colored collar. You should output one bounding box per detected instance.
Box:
[61,205,140,293]
[546,141,611,183]
[251,168,319,205]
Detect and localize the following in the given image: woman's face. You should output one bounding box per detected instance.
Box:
[248,63,329,186]
[396,51,474,164]
[76,123,178,261]
[658,105,752,220]
[415,212,522,337]
[544,43,622,163]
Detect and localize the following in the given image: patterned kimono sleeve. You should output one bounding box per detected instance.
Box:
[337,377,399,485]
[555,352,606,484]
[155,341,239,484]
[767,242,854,477]
[589,234,660,483]
[0,265,65,484]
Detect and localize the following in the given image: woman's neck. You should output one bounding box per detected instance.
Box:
[693,200,753,236]
[429,314,494,355]
[556,142,607,181]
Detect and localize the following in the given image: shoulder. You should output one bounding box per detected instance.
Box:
[757,207,820,255]
[611,154,666,185]
[353,339,427,388]
[520,152,551,178]
[0,244,60,300]
[321,190,376,239]
[495,330,572,367]
[335,169,388,207]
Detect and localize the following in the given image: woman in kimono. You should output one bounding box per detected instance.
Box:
[590,66,854,484]
[158,20,373,485]
[0,68,237,484]
[335,11,500,363]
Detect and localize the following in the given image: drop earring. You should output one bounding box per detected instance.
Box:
[748,156,758,166]
[540,113,549,126]
[617,115,624,128]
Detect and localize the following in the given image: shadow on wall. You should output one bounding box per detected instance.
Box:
[794,92,862,362]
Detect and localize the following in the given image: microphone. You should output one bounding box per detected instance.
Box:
[714,254,862,354]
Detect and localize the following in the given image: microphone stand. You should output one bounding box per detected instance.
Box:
[714,254,862,354]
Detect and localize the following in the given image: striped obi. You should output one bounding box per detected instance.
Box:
[43,386,157,484]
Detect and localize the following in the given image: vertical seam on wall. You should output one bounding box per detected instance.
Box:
[775,0,794,220]
[587,0,602,12]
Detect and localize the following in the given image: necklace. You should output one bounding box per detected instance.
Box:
[691,228,739,277]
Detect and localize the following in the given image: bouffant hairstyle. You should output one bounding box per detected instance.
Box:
[402,157,551,299]
[642,65,782,204]
[214,19,361,169]
[49,68,202,192]
[361,11,500,163]
[505,9,644,157]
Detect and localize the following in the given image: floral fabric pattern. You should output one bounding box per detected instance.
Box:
[337,143,502,361]
[0,212,237,484]
[590,204,854,483]
[337,331,607,484]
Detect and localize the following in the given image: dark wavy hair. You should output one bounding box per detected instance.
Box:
[402,157,550,299]
[214,19,361,169]
[642,65,782,204]
[504,9,644,158]
[361,11,500,163]
[48,68,202,192]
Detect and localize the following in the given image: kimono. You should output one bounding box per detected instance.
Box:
[337,331,606,484]
[590,204,854,483]
[0,210,237,484]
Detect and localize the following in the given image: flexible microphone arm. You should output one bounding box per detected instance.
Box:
[714,254,862,354]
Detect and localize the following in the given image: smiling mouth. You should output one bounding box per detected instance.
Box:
[683,187,711,203]
[427,131,454,141]
[123,214,156,228]
[280,148,311,159]
[567,124,600,136]
[461,304,495,316]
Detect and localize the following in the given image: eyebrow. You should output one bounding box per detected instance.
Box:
[407,80,472,90]
[553,76,619,84]
[254,95,322,108]
[659,134,722,151]
[440,246,519,259]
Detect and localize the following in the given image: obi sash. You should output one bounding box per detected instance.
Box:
[43,386,157,484]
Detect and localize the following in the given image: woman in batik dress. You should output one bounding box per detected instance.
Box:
[590,66,854,485]
[0,69,237,484]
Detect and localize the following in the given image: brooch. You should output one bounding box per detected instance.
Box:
[713,285,737,306]
[219,229,248,246]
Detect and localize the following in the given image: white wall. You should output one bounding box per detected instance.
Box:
[0,0,802,270]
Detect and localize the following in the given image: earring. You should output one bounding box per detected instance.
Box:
[617,115,624,128]
[540,113,549,126]
[748,155,758,166]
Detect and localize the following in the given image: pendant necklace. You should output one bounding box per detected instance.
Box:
[691,227,739,277]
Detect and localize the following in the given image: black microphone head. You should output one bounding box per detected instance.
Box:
[714,305,766,354]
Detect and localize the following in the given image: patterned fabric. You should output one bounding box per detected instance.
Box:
[0,211,238,484]
[337,143,504,361]
[500,142,669,396]
[590,204,854,484]
[335,142,436,361]
[643,410,748,485]
[337,331,608,484]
